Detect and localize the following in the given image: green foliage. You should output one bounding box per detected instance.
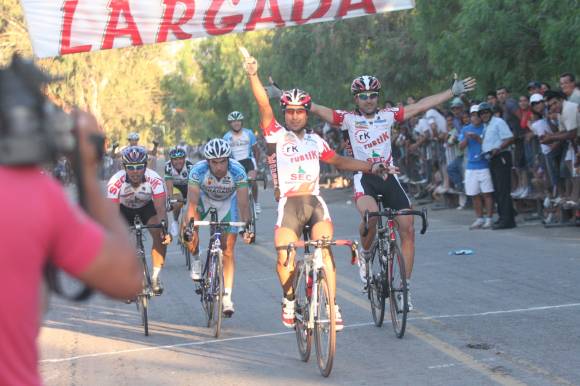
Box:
[2,0,579,145]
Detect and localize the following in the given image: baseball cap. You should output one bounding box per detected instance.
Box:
[450,97,464,108]
[529,93,544,104]
[527,81,541,90]
[469,105,480,114]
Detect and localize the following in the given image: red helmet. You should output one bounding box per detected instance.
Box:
[280,89,312,111]
[351,75,381,95]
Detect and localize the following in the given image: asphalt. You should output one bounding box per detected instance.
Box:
[40,186,580,385]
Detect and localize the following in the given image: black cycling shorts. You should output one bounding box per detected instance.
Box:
[174,184,188,200]
[353,173,411,210]
[120,200,157,226]
[238,158,255,173]
[275,195,331,237]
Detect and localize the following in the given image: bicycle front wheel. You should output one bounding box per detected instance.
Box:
[209,255,224,338]
[185,245,191,271]
[292,260,312,362]
[137,294,149,336]
[388,244,408,338]
[314,268,336,377]
[248,191,257,244]
[368,241,386,327]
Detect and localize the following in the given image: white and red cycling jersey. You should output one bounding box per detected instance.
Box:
[263,119,335,198]
[332,107,405,166]
[107,169,166,208]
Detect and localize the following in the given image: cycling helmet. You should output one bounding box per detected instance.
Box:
[227,111,244,121]
[122,145,148,165]
[169,146,186,159]
[280,89,312,111]
[127,132,140,141]
[204,138,231,159]
[351,75,381,95]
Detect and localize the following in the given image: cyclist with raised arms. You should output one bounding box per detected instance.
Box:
[223,111,262,214]
[184,138,253,317]
[164,146,194,236]
[107,146,172,295]
[241,49,389,330]
[310,74,476,309]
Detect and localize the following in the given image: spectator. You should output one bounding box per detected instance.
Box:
[449,97,465,130]
[542,91,579,201]
[460,105,494,229]
[486,91,499,110]
[527,81,542,96]
[0,109,141,386]
[559,72,580,104]
[512,95,534,198]
[529,108,555,196]
[479,102,516,229]
[540,82,551,94]
[497,86,525,194]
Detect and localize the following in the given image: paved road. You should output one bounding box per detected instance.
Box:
[40,188,580,385]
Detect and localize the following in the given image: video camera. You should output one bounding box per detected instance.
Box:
[0,54,74,165]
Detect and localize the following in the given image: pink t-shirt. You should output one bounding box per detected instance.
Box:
[0,166,104,386]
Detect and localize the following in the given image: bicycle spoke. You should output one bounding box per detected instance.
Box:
[293,261,312,362]
[314,269,335,377]
[368,241,386,327]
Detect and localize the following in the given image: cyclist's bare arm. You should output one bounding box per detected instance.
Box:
[252,143,261,166]
[236,185,251,224]
[153,195,168,224]
[311,103,336,124]
[185,184,202,223]
[323,153,371,173]
[74,111,141,299]
[165,179,175,197]
[405,76,476,119]
[241,48,274,130]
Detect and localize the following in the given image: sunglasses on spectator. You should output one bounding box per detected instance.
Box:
[357,92,379,101]
[126,164,146,171]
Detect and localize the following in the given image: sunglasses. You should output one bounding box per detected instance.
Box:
[125,164,146,171]
[357,92,379,101]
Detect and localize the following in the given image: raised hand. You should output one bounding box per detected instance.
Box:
[451,73,477,96]
[239,46,258,76]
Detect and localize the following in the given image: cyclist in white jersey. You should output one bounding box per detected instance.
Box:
[223,111,262,214]
[242,49,387,329]
[311,74,476,309]
[107,146,172,295]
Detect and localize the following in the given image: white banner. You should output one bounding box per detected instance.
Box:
[20,0,414,58]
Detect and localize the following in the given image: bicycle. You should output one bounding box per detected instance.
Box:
[278,232,358,377]
[362,195,428,338]
[184,208,246,338]
[168,197,190,270]
[128,215,167,336]
[246,176,267,244]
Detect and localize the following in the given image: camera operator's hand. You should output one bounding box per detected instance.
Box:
[74,110,104,173]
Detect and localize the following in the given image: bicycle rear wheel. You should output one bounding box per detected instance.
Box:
[292,261,312,362]
[368,241,386,327]
[388,243,408,338]
[314,268,336,377]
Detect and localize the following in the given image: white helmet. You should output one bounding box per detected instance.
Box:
[227,111,244,121]
[127,132,140,141]
[204,138,231,159]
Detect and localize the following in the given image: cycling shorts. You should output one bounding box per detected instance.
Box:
[173,184,188,200]
[237,158,255,173]
[120,200,157,226]
[198,193,239,233]
[353,173,411,210]
[275,195,331,238]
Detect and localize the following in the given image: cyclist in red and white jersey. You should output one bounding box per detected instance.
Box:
[242,50,387,329]
[107,146,172,295]
[311,74,476,309]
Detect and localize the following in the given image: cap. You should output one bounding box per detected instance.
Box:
[530,93,544,104]
[469,105,480,114]
[450,97,464,108]
[527,81,541,90]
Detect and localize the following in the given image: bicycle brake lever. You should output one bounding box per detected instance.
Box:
[362,210,369,237]
[420,208,428,234]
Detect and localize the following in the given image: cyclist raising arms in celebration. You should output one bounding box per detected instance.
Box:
[223,111,262,214]
[241,48,390,329]
[310,74,476,309]
[107,146,172,295]
[164,146,194,237]
[184,138,253,317]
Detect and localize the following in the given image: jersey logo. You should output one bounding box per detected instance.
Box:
[355,128,371,144]
[290,165,313,181]
[282,140,299,156]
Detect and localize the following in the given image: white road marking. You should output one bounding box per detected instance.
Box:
[41,302,580,364]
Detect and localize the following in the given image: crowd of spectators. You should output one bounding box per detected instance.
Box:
[388,72,580,228]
